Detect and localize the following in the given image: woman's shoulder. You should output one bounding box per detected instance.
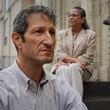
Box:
[83,29,96,40]
[85,29,96,35]
[58,28,71,34]
[57,28,71,38]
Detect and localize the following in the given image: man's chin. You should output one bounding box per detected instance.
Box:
[41,57,53,64]
[44,59,53,63]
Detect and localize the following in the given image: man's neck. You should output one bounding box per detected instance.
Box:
[16,58,43,87]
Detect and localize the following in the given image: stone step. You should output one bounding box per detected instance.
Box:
[83,81,110,110]
[84,97,110,110]
[83,81,110,97]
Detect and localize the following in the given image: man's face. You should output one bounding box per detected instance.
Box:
[18,13,56,65]
[68,9,84,27]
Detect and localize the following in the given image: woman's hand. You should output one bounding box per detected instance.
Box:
[80,63,86,69]
[55,61,67,69]
[62,56,77,63]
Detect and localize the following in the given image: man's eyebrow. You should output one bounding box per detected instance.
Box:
[31,26,55,33]
[31,27,44,32]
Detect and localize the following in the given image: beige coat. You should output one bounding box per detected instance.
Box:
[53,28,96,80]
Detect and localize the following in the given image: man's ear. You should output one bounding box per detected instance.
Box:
[12,32,23,49]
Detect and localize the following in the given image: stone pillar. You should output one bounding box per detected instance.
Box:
[35,0,49,6]
[99,0,110,81]
[81,0,99,81]
[0,17,4,69]
[81,0,110,81]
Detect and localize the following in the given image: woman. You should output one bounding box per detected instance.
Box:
[51,7,96,97]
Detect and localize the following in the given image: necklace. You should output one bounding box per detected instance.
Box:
[72,32,79,54]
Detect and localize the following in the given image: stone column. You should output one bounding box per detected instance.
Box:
[81,0,110,81]
[81,0,99,81]
[99,0,110,81]
[0,17,4,69]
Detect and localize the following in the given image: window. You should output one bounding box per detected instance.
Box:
[5,0,19,12]
[0,0,3,13]
[5,0,10,11]
[3,19,9,44]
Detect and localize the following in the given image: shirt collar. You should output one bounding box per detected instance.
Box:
[11,61,30,89]
[11,61,54,89]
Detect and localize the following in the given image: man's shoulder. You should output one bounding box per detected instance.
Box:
[47,73,64,85]
[47,72,65,83]
[47,73,83,104]
[47,73,76,93]
[0,70,10,81]
[0,67,15,83]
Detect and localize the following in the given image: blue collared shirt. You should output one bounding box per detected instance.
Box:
[0,61,87,110]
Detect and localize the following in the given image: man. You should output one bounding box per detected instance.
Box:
[0,5,87,110]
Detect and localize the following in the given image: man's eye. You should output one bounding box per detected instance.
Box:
[49,30,55,35]
[35,30,43,33]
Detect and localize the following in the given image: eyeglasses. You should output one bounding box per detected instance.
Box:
[68,13,80,17]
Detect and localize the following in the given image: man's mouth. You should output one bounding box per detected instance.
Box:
[40,49,54,55]
[41,49,53,52]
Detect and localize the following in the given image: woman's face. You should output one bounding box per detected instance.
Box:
[68,9,85,28]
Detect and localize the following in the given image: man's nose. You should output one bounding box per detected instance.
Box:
[46,31,51,38]
[43,32,54,48]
